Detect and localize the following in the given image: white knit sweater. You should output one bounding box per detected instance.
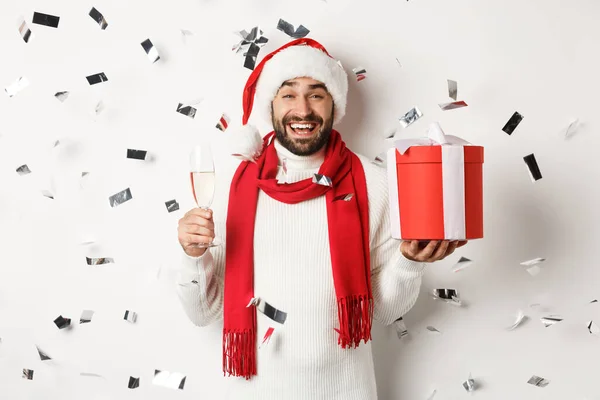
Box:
[176,139,426,400]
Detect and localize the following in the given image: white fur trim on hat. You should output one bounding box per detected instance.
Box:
[227,124,265,162]
[253,44,348,127]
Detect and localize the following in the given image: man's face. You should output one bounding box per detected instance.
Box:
[271,77,335,156]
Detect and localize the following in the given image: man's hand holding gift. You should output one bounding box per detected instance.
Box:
[401,240,468,263]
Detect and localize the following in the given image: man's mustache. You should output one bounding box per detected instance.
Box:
[283,114,323,124]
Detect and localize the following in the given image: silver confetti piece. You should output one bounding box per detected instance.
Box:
[541,315,563,327]
[36,346,51,361]
[426,326,441,334]
[393,317,408,339]
[89,7,108,30]
[333,193,354,202]
[588,321,600,335]
[524,153,542,182]
[520,258,545,267]
[109,188,132,207]
[124,310,137,323]
[5,76,30,97]
[399,107,423,128]
[53,315,71,329]
[16,164,31,175]
[127,149,147,160]
[439,101,468,111]
[141,38,160,63]
[247,297,287,324]
[426,389,437,400]
[452,256,473,272]
[276,18,310,39]
[508,309,527,331]
[591,299,598,304]
[181,29,194,42]
[153,369,186,390]
[216,113,230,131]
[432,289,462,306]
[395,58,402,67]
[521,258,545,276]
[313,174,332,187]
[80,310,94,324]
[232,27,269,70]
[86,72,108,85]
[32,12,60,28]
[462,373,475,392]
[176,103,197,119]
[17,17,33,43]
[54,91,69,102]
[165,199,179,213]
[86,257,114,265]
[502,111,524,135]
[527,375,550,388]
[128,376,140,389]
[372,151,387,166]
[94,100,104,116]
[22,369,34,380]
[447,79,458,100]
[352,66,367,82]
[41,190,54,199]
[81,372,105,379]
[565,118,580,139]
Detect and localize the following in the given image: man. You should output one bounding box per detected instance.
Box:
[176,38,466,399]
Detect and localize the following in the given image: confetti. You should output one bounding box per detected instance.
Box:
[81,372,104,379]
[89,7,108,30]
[22,369,34,380]
[502,112,524,135]
[399,106,423,128]
[32,12,60,28]
[591,299,598,304]
[109,188,132,207]
[439,101,468,111]
[54,91,69,102]
[141,38,160,63]
[247,297,287,324]
[80,310,94,324]
[216,113,230,131]
[462,373,476,392]
[124,310,137,323]
[395,58,402,67]
[17,17,33,43]
[53,315,71,329]
[352,67,367,82]
[432,289,461,306]
[261,327,275,347]
[36,346,51,361]
[5,76,30,97]
[520,258,545,276]
[176,103,197,119]
[527,375,550,388]
[508,309,527,331]
[588,321,600,335]
[41,190,54,200]
[447,79,458,100]
[153,369,186,390]
[373,151,387,166]
[94,100,105,116]
[127,149,147,160]
[86,72,108,85]
[16,164,31,176]
[565,118,580,139]
[524,153,542,182]
[393,317,408,339]
[520,258,545,267]
[452,256,473,272]
[277,19,310,39]
[128,376,140,389]
[426,326,441,334]
[86,257,114,265]
[541,315,563,327]
[165,199,179,213]
[232,27,269,70]
[181,29,194,42]
[333,193,354,202]
[313,174,332,187]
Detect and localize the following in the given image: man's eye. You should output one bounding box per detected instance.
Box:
[282,94,294,99]
[311,95,323,99]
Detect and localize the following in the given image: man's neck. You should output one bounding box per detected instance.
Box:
[274,139,326,170]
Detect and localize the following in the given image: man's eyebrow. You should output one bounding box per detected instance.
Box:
[280,81,329,92]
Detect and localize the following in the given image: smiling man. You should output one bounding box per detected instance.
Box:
[176,38,465,400]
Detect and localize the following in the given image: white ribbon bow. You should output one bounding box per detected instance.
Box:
[394,122,471,155]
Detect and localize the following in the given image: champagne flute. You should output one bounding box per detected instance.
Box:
[189,143,221,248]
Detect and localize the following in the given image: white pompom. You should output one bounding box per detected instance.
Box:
[227,124,264,162]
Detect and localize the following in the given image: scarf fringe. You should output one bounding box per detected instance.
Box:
[336,295,374,348]
[222,329,256,379]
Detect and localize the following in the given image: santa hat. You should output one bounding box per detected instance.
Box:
[230,38,349,160]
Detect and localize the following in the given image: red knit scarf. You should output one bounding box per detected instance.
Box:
[223,129,373,379]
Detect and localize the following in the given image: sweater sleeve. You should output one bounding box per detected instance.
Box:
[175,249,224,327]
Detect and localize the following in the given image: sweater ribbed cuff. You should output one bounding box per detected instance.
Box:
[179,250,213,282]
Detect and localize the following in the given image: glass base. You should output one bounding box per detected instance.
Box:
[195,237,222,248]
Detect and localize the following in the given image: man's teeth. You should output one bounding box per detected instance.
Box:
[290,123,316,130]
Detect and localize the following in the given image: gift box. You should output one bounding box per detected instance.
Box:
[387,123,484,240]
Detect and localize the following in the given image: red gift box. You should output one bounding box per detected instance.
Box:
[387,125,484,240]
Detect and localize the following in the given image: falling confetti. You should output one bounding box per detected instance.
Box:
[181,29,194,42]
[393,317,408,339]
[127,149,147,160]
[399,107,423,128]
[333,193,354,202]
[5,76,30,97]
[54,91,69,102]
[153,369,186,390]
[520,258,545,276]
[165,199,180,213]
[232,27,269,70]
[22,369,34,380]
[565,118,580,139]
[124,310,138,323]
[447,79,458,100]
[432,289,462,306]
[94,100,105,116]
[86,72,108,85]
[128,376,140,389]
[80,310,94,324]
[53,315,71,329]
[89,7,108,30]
[313,174,333,187]
[527,375,550,388]
[86,257,114,265]
[41,189,54,200]
[17,17,33,43]
[502,112,524,135]
[588,321,600,335]
[508,309,527,331]
[247,297,287,324]
[215,113,230,131]
[426,326,441,334]
[32,12,60,28]
[36,346,51,361]
[352,67,367,82]
[141,38,160,63]
[452,256,473,272]
[523,154,542,182]
[541,315,563,327]
[439,101,468,111]
[260,327,275,347]
[16,164,31,176]
[109,188,133,207]
[462,373,476,392]
[276,19,310,39]
[176,103,197,119]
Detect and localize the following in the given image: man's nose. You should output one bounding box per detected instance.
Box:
[294,97,311,117]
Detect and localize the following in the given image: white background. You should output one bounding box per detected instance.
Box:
[1,0,600,399]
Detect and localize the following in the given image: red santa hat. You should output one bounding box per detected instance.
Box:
[231,38,349,159]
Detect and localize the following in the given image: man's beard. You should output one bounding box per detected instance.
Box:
[272,107,334,156]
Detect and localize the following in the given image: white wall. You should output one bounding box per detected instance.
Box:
[1,0,600,398]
